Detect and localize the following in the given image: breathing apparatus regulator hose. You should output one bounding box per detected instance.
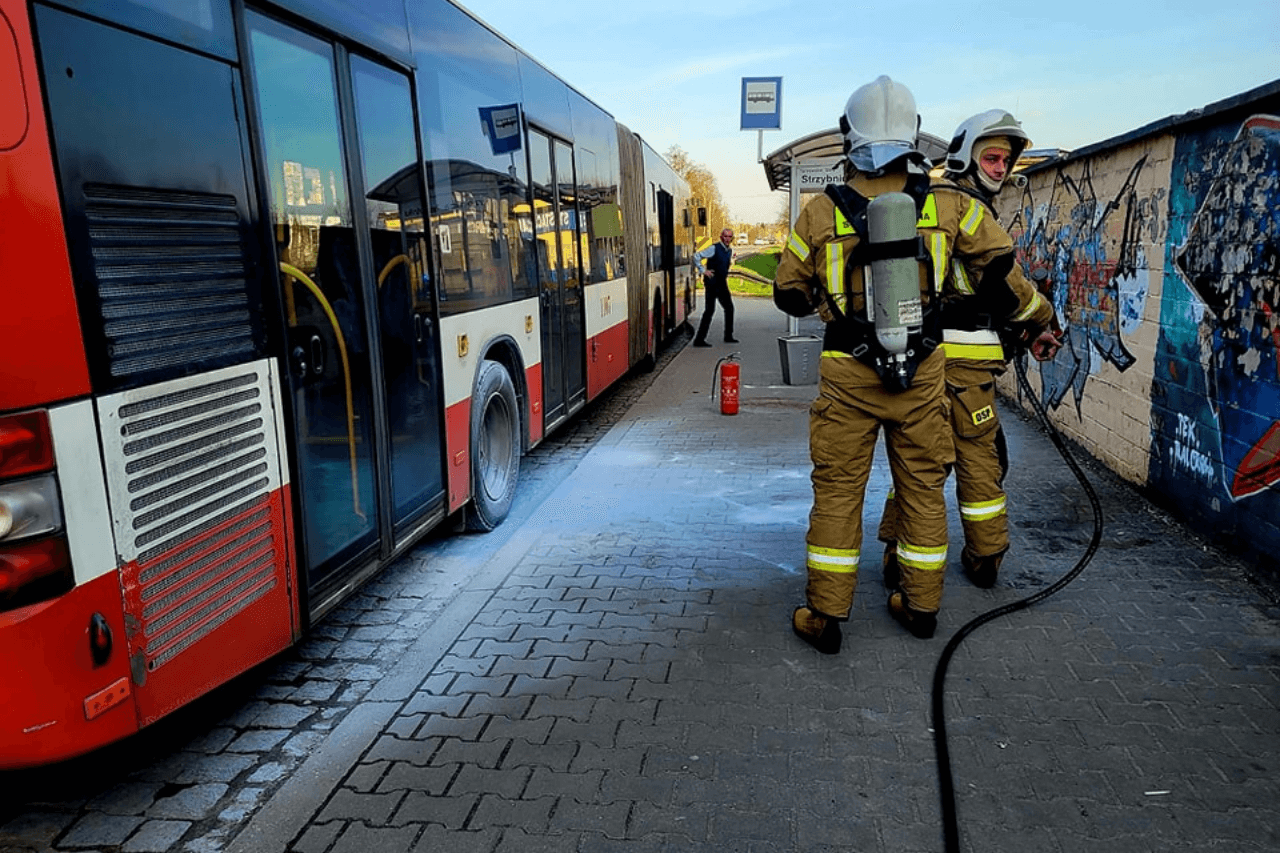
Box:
[931,355,1105,853]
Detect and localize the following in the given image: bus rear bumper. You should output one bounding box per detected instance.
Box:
[0,573,138,769]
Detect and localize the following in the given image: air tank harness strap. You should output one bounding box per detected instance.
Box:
[824,175,936,308]
[818,181,941,387]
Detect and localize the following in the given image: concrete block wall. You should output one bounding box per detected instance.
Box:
[995,80,1280,577]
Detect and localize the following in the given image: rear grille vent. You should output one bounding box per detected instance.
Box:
[99,362,287,673]
[83,184,263,384]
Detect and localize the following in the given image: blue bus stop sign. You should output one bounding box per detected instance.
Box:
[741,77,782,130]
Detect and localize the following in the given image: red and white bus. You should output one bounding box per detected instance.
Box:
[0,0,695,768]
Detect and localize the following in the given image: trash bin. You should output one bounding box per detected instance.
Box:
[778,334,822,385]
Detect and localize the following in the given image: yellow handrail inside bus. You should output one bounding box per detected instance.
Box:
[278,262,365,520]
[376,253,434,388]
[377,254,408,288]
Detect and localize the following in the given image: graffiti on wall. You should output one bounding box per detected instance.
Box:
[1165,115,1280,501]
[1005,158,1163,414]
[996,89,1280,568]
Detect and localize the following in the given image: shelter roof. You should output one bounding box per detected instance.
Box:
[762,129,949,191]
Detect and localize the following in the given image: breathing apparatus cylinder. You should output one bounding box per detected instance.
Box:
[865,191,923,388]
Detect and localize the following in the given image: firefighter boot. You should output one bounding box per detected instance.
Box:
[962,548,1004,589]
[887,590,937,639]
[792,606,842,655]
[882,544,900,589]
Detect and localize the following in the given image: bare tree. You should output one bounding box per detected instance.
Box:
[665,145,731,245]
[773,196,792,239]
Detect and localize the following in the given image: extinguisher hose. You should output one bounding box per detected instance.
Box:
[932,356,1104,853]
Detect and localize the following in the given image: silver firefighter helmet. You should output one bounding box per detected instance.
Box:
[944,109,1031,176]
[840,75,924,174]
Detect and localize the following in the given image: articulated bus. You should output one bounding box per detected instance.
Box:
[0,0,694,768]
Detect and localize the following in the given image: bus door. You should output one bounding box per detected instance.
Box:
[657,189,676,334]
[529,129,586,429]
[246,14,444,616]
[350,58,445,544]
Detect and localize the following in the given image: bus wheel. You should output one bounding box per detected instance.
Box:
[466,360,520,531]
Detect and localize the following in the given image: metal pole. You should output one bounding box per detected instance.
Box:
[788,161,800,336]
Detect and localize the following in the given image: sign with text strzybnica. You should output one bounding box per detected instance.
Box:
[740,77,782,130]
[796,163,846,192]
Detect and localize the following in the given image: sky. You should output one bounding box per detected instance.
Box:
[455,1,1279,225]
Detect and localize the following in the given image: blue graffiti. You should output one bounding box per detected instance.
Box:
[1172,116,1280,499]
[1007,160,1145,415]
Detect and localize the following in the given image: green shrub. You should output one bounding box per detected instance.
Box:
[727,277,773,298]
[736,249,779,280]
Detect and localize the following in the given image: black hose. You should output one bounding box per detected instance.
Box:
[932,356,1105,853]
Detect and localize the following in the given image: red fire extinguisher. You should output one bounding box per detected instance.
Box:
[713,353,741,415]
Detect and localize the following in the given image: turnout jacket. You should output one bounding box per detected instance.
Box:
[776,172,1017,326]
[930,176,1055,381]
[775,171,1053,381]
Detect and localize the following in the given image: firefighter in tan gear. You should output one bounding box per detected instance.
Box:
[777,77,1036,648]
[877,110,1060,590]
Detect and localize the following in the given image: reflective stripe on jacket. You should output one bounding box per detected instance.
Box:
[775,172,1019,328]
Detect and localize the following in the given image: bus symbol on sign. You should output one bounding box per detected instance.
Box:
[744,82,777,114]
[741,77,782,130]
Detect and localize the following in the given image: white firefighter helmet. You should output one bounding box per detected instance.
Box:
[944,109,1031,180]
[840,75,924,173]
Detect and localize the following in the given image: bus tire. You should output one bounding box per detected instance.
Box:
[466,360,520,531]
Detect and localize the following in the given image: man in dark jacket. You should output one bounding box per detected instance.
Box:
[692,227,738,346]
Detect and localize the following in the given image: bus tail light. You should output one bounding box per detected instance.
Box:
[0,475,62,540]
[0,537,72,609]
[0,411,72,611]
[0,412,55,478]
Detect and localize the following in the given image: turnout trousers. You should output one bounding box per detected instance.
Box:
[947,375,1009,559]
[805,349,950,618]
[878,369,1009,560]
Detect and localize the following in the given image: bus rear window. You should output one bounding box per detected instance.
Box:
[47,0,235,59]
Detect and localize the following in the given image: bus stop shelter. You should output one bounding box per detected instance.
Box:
[762,127,949,219]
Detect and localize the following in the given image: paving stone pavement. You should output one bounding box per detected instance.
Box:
[3,297,1278,853]
[0,325,686,853]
